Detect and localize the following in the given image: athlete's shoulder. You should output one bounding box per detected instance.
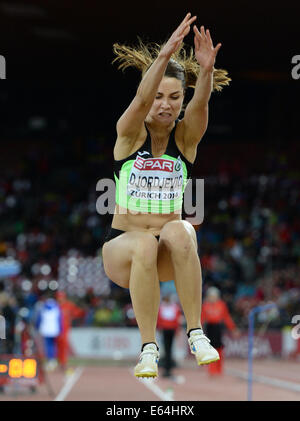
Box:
[113,125,148,161]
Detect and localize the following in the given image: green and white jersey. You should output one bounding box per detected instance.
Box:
[114,120,193,214]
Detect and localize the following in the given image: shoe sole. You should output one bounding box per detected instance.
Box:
[134,372,158,378]
[197,357,220,365]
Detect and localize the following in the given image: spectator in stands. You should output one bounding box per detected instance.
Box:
[0,281,9,310]
[0,87,299,339]
[0,294,17,354]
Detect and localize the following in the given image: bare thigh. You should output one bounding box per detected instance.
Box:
[102,231,158,288]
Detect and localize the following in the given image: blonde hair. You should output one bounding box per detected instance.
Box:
[112,38,231,92]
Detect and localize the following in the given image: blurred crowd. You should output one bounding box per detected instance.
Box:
[0,134,299,356]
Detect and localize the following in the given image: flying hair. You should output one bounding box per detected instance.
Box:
[112,37,231,92]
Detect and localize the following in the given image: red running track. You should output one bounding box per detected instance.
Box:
[0,358,299,401]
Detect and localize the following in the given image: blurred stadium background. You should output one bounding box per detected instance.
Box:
[0,0,300,402]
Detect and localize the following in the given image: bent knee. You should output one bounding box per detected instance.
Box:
[160,221,197,254]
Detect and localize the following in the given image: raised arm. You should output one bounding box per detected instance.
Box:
[116,13,197,144]
[183,25,222,146]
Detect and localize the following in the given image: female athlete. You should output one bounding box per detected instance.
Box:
[102,12,231,378]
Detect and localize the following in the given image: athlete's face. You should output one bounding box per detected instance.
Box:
[148,77,184,124]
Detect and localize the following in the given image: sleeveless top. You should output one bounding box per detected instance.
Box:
[113,120,193,214]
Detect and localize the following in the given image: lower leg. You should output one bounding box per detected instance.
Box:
[171,246,203,333]
[129,257,160,347]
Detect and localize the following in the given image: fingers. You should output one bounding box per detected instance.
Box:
[162,14,197,56]
[194,34,200,51]
[193,25,202,41]
[186,16,197,31]
[177,13,196,35]
[200,25,206,38]
[193,25,222,59]
[181,12,196,26]
[177,20,196,39]
[214,43,222,54]
[193,25,208,43]
[187,15,197,26]
[178,13,191,30]
[193,25,221,50]
[206,28,213,44]
[180,12,191,25]
[168,14,223,57]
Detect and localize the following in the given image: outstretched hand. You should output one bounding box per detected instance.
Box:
[193,25,222,71]
[160,12,197,59]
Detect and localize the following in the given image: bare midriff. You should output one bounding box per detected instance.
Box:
[111,203,181,235]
